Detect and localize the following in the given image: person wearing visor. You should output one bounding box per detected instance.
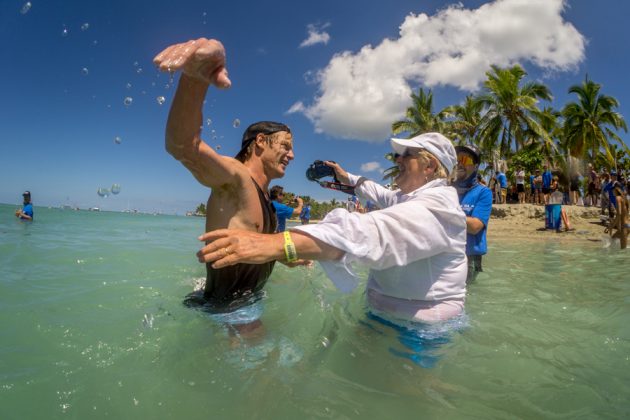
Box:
[154,38,301,329]
[15,191,34,221]
[196,132,468,325]
[453,145,492,283]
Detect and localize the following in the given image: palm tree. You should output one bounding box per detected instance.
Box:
[530,106,562,166]
[387,88,449,180]
[442,95,484,147]
[476,65,553,158]
[391,88,447,137]
[562,77,628,166]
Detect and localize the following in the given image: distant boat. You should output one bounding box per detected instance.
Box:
[89,207,100,212]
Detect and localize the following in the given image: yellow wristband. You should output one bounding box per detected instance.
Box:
[283,231,298,263]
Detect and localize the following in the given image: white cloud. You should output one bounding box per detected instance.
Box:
[286,101,306,114]
[360,162,384,173]
[300,23,331,48]
[293,0,585,142]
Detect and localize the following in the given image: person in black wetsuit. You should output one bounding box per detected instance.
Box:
[154,38,308,329]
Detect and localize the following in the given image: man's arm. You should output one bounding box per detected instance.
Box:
[196,229,344,268]
[154,38,242,189]
[466,217,485,235]
[291,197,304,217]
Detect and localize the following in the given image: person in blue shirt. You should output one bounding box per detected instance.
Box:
[603,172,623,218]
[495,169,508,204]
[454,146,493,283]
[15,191,34,221]
[299,202,311,225]
[270,185,303,232]
[542,164,553,204]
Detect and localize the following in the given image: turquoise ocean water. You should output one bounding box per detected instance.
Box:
[1,203,629,419]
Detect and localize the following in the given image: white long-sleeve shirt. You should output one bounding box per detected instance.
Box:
[291,174,467,303]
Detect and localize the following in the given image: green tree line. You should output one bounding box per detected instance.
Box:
[388,65,629,183]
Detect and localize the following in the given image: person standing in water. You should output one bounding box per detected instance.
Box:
[270,185,303,232]
[15,191,34,221]
[453,146,492,283]
[154,38,305,331]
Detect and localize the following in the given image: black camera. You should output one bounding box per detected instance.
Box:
[306,160,337,182]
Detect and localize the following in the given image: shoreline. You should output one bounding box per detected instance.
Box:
[487,203,607,243]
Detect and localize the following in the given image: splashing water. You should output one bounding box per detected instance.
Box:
[232,118,240,128]
[61,26,69,37]
[111,184,121,195]
[206,118,212,126]
[156,96,166,105]
[80,23,90,31]
[125,82,132,89]
[81,67,89,76]
[114,136,122,145]
[123,97,133,107]
[20,2,31,14]
[136,68,143,74]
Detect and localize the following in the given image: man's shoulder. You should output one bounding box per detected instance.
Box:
[466,184,492,199]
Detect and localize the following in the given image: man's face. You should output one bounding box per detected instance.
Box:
[455,151,477,181]
[261,131,294,178]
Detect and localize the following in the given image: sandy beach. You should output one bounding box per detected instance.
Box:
[488,203,607,243]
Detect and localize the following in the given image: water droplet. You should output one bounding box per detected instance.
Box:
[141,90,146,95]
[114,136,122,144]
[92,40,98,46]
[136,67,143,74]
[215,145,221,150]
[123,97,133,107]
[156,96,166,105]
[97,188,110,197]
[80,23,90,31]
[81,67,89,76]
[61,26,69,37]
[232,118,240,128]
[151,82,156,87]
[206,118,212,126]
[164,83,170,89]
[111,184,121,195]
[20,2,31,14]
[125,82,132,89]
[133,61,139,67]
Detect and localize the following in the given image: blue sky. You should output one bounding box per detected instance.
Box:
[1,0,629,214]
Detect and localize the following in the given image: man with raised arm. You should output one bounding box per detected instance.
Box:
[153,38,298,328]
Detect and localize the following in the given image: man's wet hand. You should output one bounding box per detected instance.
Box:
[153,38,231,88]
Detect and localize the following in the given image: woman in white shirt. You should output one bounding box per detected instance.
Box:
[197,133,468,325]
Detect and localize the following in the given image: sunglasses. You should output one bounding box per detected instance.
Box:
[393,149,418,159]
[457,154,475,166]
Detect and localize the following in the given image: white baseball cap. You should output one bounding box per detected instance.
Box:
[391,132,457,174]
